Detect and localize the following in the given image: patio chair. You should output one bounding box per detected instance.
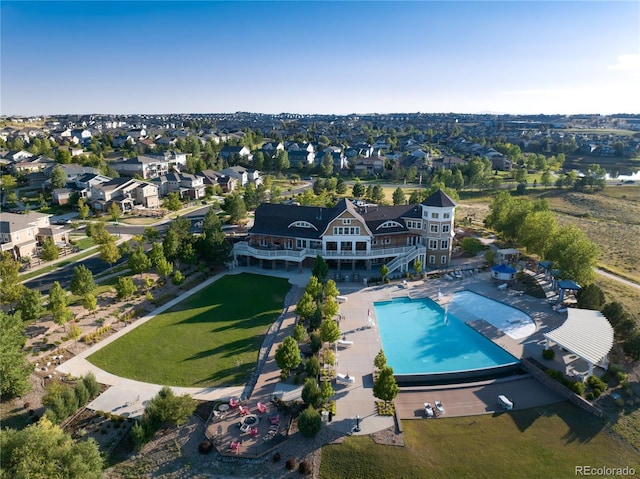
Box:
[229,397,240,409]
[424,402,434,418]
[249,426,258,437]
[239,405,250,416]
[257,401,267,414]
[269,414,280,425]
[435,401,445,416]
[230,441,240,453]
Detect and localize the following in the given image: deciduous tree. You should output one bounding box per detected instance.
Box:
[320,318,341,344]
[40,238,60,261]
[128,246,151,277]
[115,276,136,300]
[0,253,24,306]
[17,288,44,322]
[0,311,32,398]
[275,336,301,375]
[70,265,96,297]
[99,238,121,266]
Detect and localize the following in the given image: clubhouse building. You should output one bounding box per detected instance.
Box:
[233,189,457,276]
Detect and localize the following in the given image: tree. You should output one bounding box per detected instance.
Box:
[99,238,121,266]
[380,264,389,282]
[223,194,247,224]
[414,258,423,278]
[311,255,328,283]
[163,192,183,211]
[352,180,365,198]
[320,318,341,344]
[146,386,196,426]
[305,275,324,300]
[546,225,600,285]
[143,226,161,244]
[0,253,24,306]
[275,336,301,375]
[40,238,60,261]
[197,207,231,266]
[83,293,97,315]
[336,177,347,194]
[517,210,558,258]
[68,322,82,349]
[374,349,387,370]
[460,237,484,256]
[274,149,289,171]
[48,281,71,330]
[108,202,121,221]
[323,279,339,298]
[392,187,406,205]
[310,307,323,331]
[0,311,32,398]
[115,276,137,300]
[55,147,73,164]
[51,165,67,189]
[322,297,339,321]
[0,417,103,479]
[77,198,90,220]
[297,406,322,437]
[306,355,321,378]
[371,185,385,204]
[576,284,606,310]
[17,288,44,322]
[70,265,96,297]
[128,246,151,277]
[320,380,334,405]
[156,256,174,278]
[320,153,333,175]
[147,242,165,268]
[86,221,111,245]
[296,292,316,321]
[601,302,629,330]
[301,378,322,408]
[293,323,307,343]
[373,366,399,407]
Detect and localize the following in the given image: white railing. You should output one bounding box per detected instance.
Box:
[234,242,417,262]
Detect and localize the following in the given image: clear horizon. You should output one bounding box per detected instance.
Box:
[2,1,639,117]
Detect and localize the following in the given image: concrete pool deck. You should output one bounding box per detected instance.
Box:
[56,264,580,439]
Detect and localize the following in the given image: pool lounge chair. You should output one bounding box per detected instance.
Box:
[337,339,354,348]
[336,373,355,385]
[435,401,445,416]
[424,402,434,418]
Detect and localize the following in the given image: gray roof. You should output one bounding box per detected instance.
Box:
[0,212,50,233]
[421,189,457,208]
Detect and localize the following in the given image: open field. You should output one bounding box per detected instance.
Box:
[562,128,638,137]
[87,273,291,387]
[320,402,640,479]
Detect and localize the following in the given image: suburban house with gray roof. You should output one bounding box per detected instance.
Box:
[233,189,456,274]
[0,212,69,259]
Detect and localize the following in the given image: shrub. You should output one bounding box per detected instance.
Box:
[571,381,585,396]
[83,373,101,398]
[586,392,594,400]
[542,348,555,360]
[74,382,90,406]
[297,406,322,437]
[286,458,296,471]
[198,441,213,454]
[272,452,281,463]
[587,375,607,395]
[299,460,312,475]
[172,270,184,285]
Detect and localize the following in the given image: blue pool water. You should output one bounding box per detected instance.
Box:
[374,297,519,375]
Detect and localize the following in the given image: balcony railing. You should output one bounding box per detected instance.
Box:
[233,242,416,261]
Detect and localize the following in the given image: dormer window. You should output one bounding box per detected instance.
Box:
[342,219,351,225]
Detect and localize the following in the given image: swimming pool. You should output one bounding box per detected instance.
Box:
[446,290,536,340]
[374,296,521,385]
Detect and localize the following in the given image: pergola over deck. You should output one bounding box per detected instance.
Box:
[544,309,614,378]
[495,248,520,265]
[556,279,581,302]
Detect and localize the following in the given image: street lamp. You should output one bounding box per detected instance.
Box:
[354,414,361,433]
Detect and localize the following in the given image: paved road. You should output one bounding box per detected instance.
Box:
[23,253,127,294]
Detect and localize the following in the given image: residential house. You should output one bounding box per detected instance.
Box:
[111,155,170,179]
[219,145,252,161]
[288,150,315,168]
[353,156,385,175]
[112,135,135,148]
[0,212,69,259]
[199,169,237,193]
[152,172,205,199]
[220,166,262,187]
[9,154,56,174]
[233,189,457,274]
[90,178,159,211]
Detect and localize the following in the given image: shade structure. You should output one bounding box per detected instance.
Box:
[491,264,516,281]
[544,308,614,375]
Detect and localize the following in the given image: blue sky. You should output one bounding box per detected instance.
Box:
[2,1,639,116]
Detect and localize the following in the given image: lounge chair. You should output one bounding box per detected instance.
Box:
[336,373,355,385]
[424,402,434,418]
[435,401,445,416]
[337,339,354,348]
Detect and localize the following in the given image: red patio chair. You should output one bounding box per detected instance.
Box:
[257,401,267,414]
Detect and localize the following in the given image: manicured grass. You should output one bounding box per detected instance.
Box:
[87,273,291,387]
[320,402,640,479]
[18,247,101,281]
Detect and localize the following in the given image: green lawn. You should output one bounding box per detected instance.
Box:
[320,402,640,479]
[87,273,291,387]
